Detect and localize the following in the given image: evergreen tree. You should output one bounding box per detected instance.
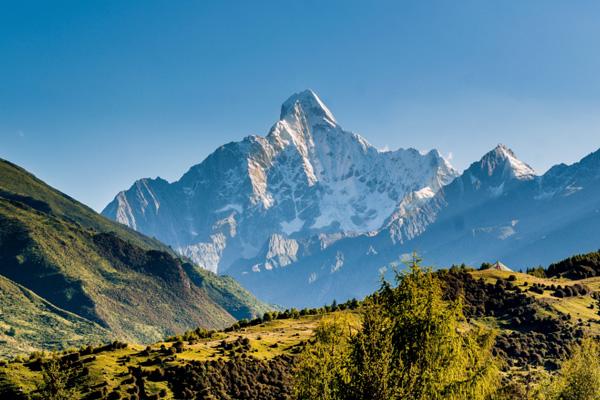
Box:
[35,357,76,400]
[345,300,394,400]
[294,317,351,400]
[366,255,500,399]
[294,255,501,400]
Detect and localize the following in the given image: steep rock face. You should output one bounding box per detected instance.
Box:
[103,90,457,273]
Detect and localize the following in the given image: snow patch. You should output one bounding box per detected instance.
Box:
[330,252,344,273]
[216,203,244,213]
[563,185,583,197]
[489,182,505,197]
[414,187,435,199]
[281,217,305,235]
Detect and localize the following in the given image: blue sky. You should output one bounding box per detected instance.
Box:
[2,1,600,211]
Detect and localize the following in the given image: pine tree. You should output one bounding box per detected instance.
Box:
[354,255,500,400]
[345,300,394,400]
[294,254,501,400]
[294,317,350,400]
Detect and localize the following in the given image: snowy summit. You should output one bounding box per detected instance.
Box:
[103,90,457,273]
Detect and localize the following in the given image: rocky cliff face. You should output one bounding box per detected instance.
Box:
[103,90,457,273]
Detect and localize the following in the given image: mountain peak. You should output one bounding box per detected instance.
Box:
[491,144,518,160]
[280,89,337,127]
[492,143,511,154]
[475,144,536,181]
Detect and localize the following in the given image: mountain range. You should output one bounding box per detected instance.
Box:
[102,90,457,274]
[0,159,269,356]
[103,90,600,307]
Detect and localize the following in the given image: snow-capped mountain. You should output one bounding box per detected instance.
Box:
[378,144,535,245]
[228,145,600,308]
[102,90,457,273]
[103,89,600,308]
[386,144,600,270]
[382,144,540,246]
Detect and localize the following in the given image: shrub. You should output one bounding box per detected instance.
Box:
[527,266,547,278]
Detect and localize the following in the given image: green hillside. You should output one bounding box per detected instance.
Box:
[0,309,355,399]
[0,274,110,358]
[0,160,166,252]
[0,159,270,354]
[1,259,599,399]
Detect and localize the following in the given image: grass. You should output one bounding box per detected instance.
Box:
[0,158,167,253]
[471,269,600,334]
[0,310,359,399]
[0,275,110,358]
[0,198,237,343]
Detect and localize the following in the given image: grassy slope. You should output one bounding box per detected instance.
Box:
[0,173,235,343]
[0,159,167,252]
[0,311,359,399]
[0,274,110,358]
[0,158,270,352]
[471,269,600,334]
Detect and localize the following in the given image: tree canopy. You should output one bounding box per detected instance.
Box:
[294,255,501,400]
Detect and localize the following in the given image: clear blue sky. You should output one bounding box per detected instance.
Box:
[2,1,600,211]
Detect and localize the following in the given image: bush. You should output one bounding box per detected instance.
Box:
[529,285,544,295]
[36,358,77,400]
